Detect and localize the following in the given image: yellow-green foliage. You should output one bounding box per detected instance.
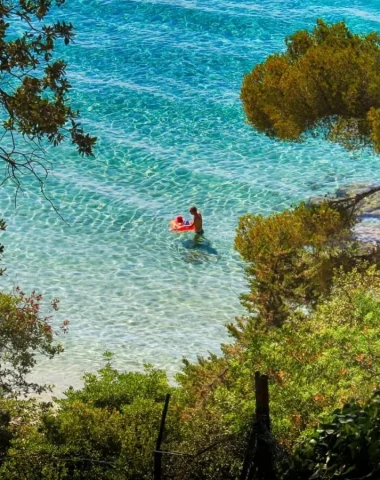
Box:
[234,201,357,326]
[4,266,380,476]
[0,362,178,480]
[241,19,380,151]
[179,267,380,448]
[246,266,380,443]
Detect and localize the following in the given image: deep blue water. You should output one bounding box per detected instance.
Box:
[1,0,380,392]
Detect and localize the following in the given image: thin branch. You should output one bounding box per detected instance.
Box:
[330,185,380,210]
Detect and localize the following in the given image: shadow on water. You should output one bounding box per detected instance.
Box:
[181,233,219,264]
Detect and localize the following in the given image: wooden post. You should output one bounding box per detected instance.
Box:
[255,372,275,480]
[240,372,275,480]
[255,371,270,431]
[153,393,171,480]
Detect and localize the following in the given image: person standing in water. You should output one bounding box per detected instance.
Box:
[189,206,203,234]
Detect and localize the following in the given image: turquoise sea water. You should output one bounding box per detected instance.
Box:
[1,0,380,392]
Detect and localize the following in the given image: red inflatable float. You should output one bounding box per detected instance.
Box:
[169,215,195,232]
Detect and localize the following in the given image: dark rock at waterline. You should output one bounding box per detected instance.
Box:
[339,184,380,244]
[313,183,380,244]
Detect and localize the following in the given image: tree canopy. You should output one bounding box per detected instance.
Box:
[241,19,380,151]
[233,199,380,327]
[0,0,96,191]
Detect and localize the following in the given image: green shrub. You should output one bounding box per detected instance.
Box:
[60,355,170,410]
[289,392,380,479]
[0,359,177,479]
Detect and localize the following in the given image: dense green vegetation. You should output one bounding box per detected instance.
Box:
[0,361,177,480]
[289,392,380,479]
[241,19,380,151]
[1,16,380,480]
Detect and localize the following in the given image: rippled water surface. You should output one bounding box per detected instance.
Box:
[1,0,380,392]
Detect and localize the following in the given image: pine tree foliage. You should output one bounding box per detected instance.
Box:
[241,20,380,151]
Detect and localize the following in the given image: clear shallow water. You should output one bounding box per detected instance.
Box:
[1,0,380,393]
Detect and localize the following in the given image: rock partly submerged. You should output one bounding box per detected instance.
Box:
[354,189,380,244]
[313,183,380,245]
